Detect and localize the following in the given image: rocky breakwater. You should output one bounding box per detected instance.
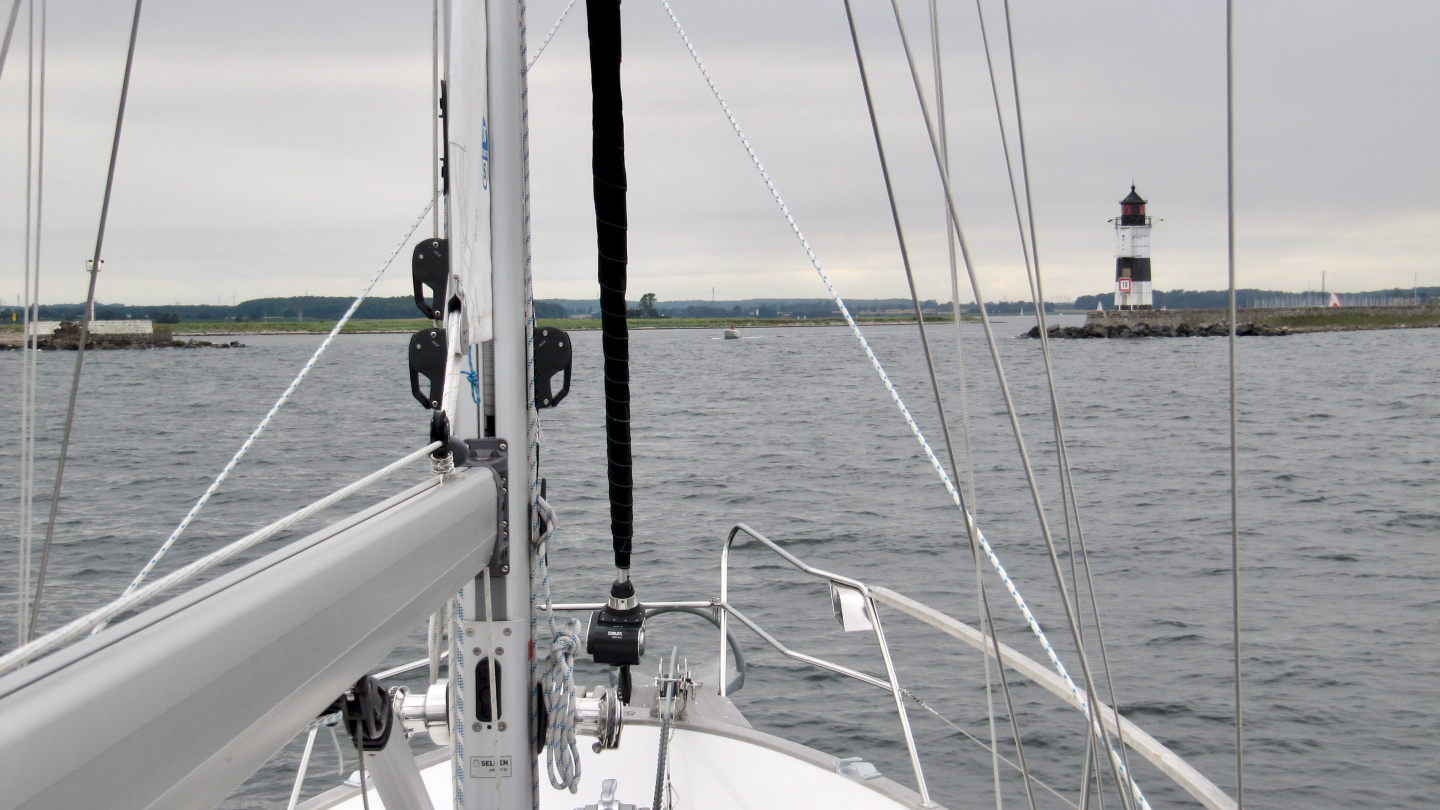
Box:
[1029,321,1290,339]
[21,322,244,350]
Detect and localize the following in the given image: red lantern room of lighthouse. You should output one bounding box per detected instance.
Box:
[1114,185,1154,310]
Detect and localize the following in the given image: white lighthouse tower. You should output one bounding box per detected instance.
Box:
[1114,185,1154,310]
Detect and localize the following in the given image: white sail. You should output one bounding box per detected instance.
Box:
[447,0,493,341]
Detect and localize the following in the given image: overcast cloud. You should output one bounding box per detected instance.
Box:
[1,0,1436,307]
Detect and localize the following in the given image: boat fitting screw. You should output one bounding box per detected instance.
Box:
[495,647,504,656]
[497,721,507,732]
[503,627,512,636]
[498,442,506,451]
[472,722,482,732]
[465,628,473,637]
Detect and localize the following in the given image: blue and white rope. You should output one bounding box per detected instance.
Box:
[520,5,582,796]
[531,496,581,791]
[101,201,436,632]
[658,5,1149,806]
[450,593,466,810]
[525,0,574,73]
[304,711,343,733]
[464,347,482,405]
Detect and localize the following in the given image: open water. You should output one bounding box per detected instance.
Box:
[1,321,1436,809]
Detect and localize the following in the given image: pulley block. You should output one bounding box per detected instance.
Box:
[533,326,572,408]
[411,238,449,320]
[408,327,447,409]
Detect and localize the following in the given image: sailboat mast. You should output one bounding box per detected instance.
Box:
[446,0,535,806]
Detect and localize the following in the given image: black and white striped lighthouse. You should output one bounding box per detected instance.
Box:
[1114,185,1153,310]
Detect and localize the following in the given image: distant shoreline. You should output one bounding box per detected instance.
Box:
[100,315,993,336]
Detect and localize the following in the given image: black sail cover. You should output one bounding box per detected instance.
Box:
[588,0,634,569]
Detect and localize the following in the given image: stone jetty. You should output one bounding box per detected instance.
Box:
[0,321,243,350]
[1029,304,1440,339]
[1031,320,1289,339]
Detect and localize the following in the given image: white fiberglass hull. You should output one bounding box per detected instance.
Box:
[303,689,930,810]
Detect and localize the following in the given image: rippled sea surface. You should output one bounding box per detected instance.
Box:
[1,321,1436,809]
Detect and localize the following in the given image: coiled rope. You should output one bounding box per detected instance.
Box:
[0,441,442,675]
[659,4,1150,807]
[531,495,582,791]
[94,201,435,634]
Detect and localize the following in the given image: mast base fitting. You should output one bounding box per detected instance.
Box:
[587,610,644,666]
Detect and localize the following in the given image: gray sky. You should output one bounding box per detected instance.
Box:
[1,0,1436,307]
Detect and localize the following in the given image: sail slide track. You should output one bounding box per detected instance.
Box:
[0,467,500,810]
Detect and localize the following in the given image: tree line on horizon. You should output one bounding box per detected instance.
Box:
[5,286,1433,324]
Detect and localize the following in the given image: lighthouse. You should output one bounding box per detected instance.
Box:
[1114,185,1153,310]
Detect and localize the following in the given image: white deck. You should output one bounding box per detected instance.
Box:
[304,688,931,810]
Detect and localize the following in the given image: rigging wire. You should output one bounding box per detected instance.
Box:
[882,1,1143,805]
[0,0,19,84]
[92,200,435,635]
[29,0,144,641]
[23,0,47,646]
[926,1,1003,805]
[904,690,1079,810]
[0,441,443,675]
[974,0,1139,801]
[838,3,1036,808]
[17,0,39,646]
[1226,1,1245,806]
[657,5,1148,807]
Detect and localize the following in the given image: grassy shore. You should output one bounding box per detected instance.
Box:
[1266,309,1440,331]
[150,315,965,334]
[0,313,983,337]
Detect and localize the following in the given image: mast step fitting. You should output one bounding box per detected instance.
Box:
[411,238,449,320]
[533,326,573,408]
[408,327,447,409]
